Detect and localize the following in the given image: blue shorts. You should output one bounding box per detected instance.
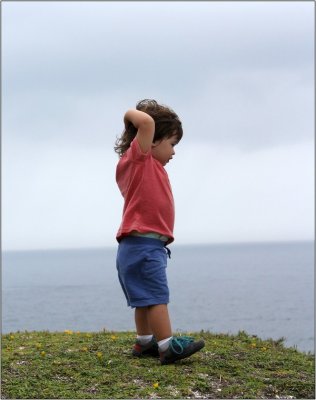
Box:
[116,236,170,308]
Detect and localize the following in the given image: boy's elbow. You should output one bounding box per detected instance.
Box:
[125,110,154,129]
[140,115,155,130]
[136,111,154,125]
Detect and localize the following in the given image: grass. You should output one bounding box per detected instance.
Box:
[1,330,314,399]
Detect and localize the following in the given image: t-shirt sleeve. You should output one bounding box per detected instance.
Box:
[127,138,151,162]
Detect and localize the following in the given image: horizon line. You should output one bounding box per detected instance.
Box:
[2,239,314,253]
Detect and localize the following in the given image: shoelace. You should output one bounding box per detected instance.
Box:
[170,336,194,355]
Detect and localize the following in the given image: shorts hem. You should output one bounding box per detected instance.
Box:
[128,298,170,308]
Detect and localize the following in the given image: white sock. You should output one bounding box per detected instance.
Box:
[137,334,153,345]
[158,336,173,352]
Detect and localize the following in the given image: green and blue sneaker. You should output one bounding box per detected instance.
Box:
[159,336,205,365]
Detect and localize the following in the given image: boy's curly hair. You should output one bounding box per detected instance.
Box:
[114,99,183,157]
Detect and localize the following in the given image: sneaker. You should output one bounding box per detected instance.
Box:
[160,336,205,365]
[132,337,159,357]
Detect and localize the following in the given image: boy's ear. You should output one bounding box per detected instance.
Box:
[152,138,163,147]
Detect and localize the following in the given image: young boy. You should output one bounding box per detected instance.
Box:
[114,99,204,365]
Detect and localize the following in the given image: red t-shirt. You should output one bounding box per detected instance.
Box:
[116,138,175,244]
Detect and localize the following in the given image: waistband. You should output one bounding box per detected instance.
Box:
[120,235,171,259]
[129,231,169,242]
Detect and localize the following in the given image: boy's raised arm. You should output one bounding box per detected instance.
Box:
[124,109,155,154]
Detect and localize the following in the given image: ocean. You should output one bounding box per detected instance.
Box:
[2,241,314,353]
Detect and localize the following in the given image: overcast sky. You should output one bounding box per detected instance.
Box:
[3,1,314,251]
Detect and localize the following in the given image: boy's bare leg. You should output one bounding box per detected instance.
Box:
[147,304,172,342]
[135,307,152,335]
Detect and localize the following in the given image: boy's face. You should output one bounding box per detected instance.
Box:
[151,134,178,166]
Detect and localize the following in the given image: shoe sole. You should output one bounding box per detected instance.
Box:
[132,348,159,357]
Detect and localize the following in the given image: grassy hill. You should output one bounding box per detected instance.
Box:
[1,330,314,399]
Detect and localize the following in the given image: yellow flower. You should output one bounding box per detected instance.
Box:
[64,330,73,335]
[251,343,257,348]
[81,347,88,352]
[96,352,103,358]
[153,382,159,389]
[111,335,117,340]
[41,351,46,357]
[9,335,15,341]
[35,343,42,349]
[262,347,267,351]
